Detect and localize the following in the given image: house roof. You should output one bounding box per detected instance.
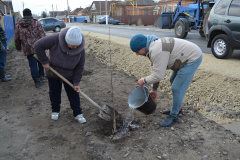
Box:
[0,0,13,14]
[70,7,83,15]
[89,1,121,12]
[56,10,68,16]
[78,7,89,15]
[117,0,155,6]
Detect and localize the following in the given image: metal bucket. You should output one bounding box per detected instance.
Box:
[128,86,156,115]
[155,12,174,29]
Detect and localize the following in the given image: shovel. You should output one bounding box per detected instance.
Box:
[34,55,116,121]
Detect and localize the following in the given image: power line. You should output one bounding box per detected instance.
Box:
[23,2,52,7]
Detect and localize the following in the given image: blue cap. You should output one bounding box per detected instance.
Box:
[130,34,147,52]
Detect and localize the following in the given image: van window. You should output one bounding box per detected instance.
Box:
[228,0,240,17]
[214,0,229,15]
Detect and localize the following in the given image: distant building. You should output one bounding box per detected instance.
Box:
[49,11,63,18]
[113,0,156,16]
[77,7,90,16]
[88,1,121,16]
[70,7,83,16]
[158,0,196,13]
[56,10,68,20]
[0,0,13,15]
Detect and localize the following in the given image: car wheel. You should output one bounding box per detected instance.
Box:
[211,34,233,59]
[54,26,61,32]
[174,20,188,39]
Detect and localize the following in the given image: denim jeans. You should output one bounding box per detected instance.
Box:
[48,77,82,117]
[27,54,44,79]
[0,42,7,70]
[169,55,202,117]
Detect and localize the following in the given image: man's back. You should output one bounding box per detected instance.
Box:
[15,16,45,56]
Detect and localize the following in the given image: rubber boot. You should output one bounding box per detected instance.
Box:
[33,78,42,88]
[39,75,47,82]
[0,69,11,82]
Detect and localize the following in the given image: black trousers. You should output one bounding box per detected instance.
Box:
[48,76,82,117]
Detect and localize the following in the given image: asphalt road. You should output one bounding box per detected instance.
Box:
[66,23,212,54]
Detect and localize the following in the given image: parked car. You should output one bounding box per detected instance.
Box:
[98,16,120,25]
[206,0,240,59]
[39,17,66,32]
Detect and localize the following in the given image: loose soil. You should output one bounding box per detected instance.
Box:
[82,31,240,125]
[0,32,240,160]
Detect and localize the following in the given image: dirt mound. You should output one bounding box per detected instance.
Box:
[83,31,240,125]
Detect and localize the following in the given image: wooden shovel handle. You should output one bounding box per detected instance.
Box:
[33,54,74,88]
[33,54,103,111]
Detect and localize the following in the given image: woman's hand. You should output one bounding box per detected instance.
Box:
[73,86,80,93]
[137,77,145,87]
[43,63,50,70]
[150,90,157,102]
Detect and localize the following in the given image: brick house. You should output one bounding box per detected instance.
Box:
[113,0,156,16]
[112,0,196,16]
[158,0,195,13]
[88,1,121,16]
[70,7,83,16]
[77,7,90,16]
[0,0,13,15]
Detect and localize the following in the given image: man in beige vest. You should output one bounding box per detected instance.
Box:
[130,34,202,127]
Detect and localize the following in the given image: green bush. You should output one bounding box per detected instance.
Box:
[8,38,16,50]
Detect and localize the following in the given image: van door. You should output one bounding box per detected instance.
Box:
[225,0,240,42]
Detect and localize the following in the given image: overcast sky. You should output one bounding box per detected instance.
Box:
[12,0,95,16]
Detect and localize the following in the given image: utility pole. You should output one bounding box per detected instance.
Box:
[99,0,101,16]
[67,0,70,23]
[45,9,48,17]
[105,0,108,25]
[22,2,24,10]
[52,4,54,17]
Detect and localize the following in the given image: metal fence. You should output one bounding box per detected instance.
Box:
[112,15,160,26]
[1,15,17,46]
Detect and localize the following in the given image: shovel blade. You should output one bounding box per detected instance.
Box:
[98,104,118,121]
[98,111,112,121]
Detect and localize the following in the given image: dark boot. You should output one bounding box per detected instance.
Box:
[160,115,178,127]
[33,78,42,88]
[39,75,47,82]
[0,69,11,82]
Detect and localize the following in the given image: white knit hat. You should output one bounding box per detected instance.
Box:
[65,26,82,46]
